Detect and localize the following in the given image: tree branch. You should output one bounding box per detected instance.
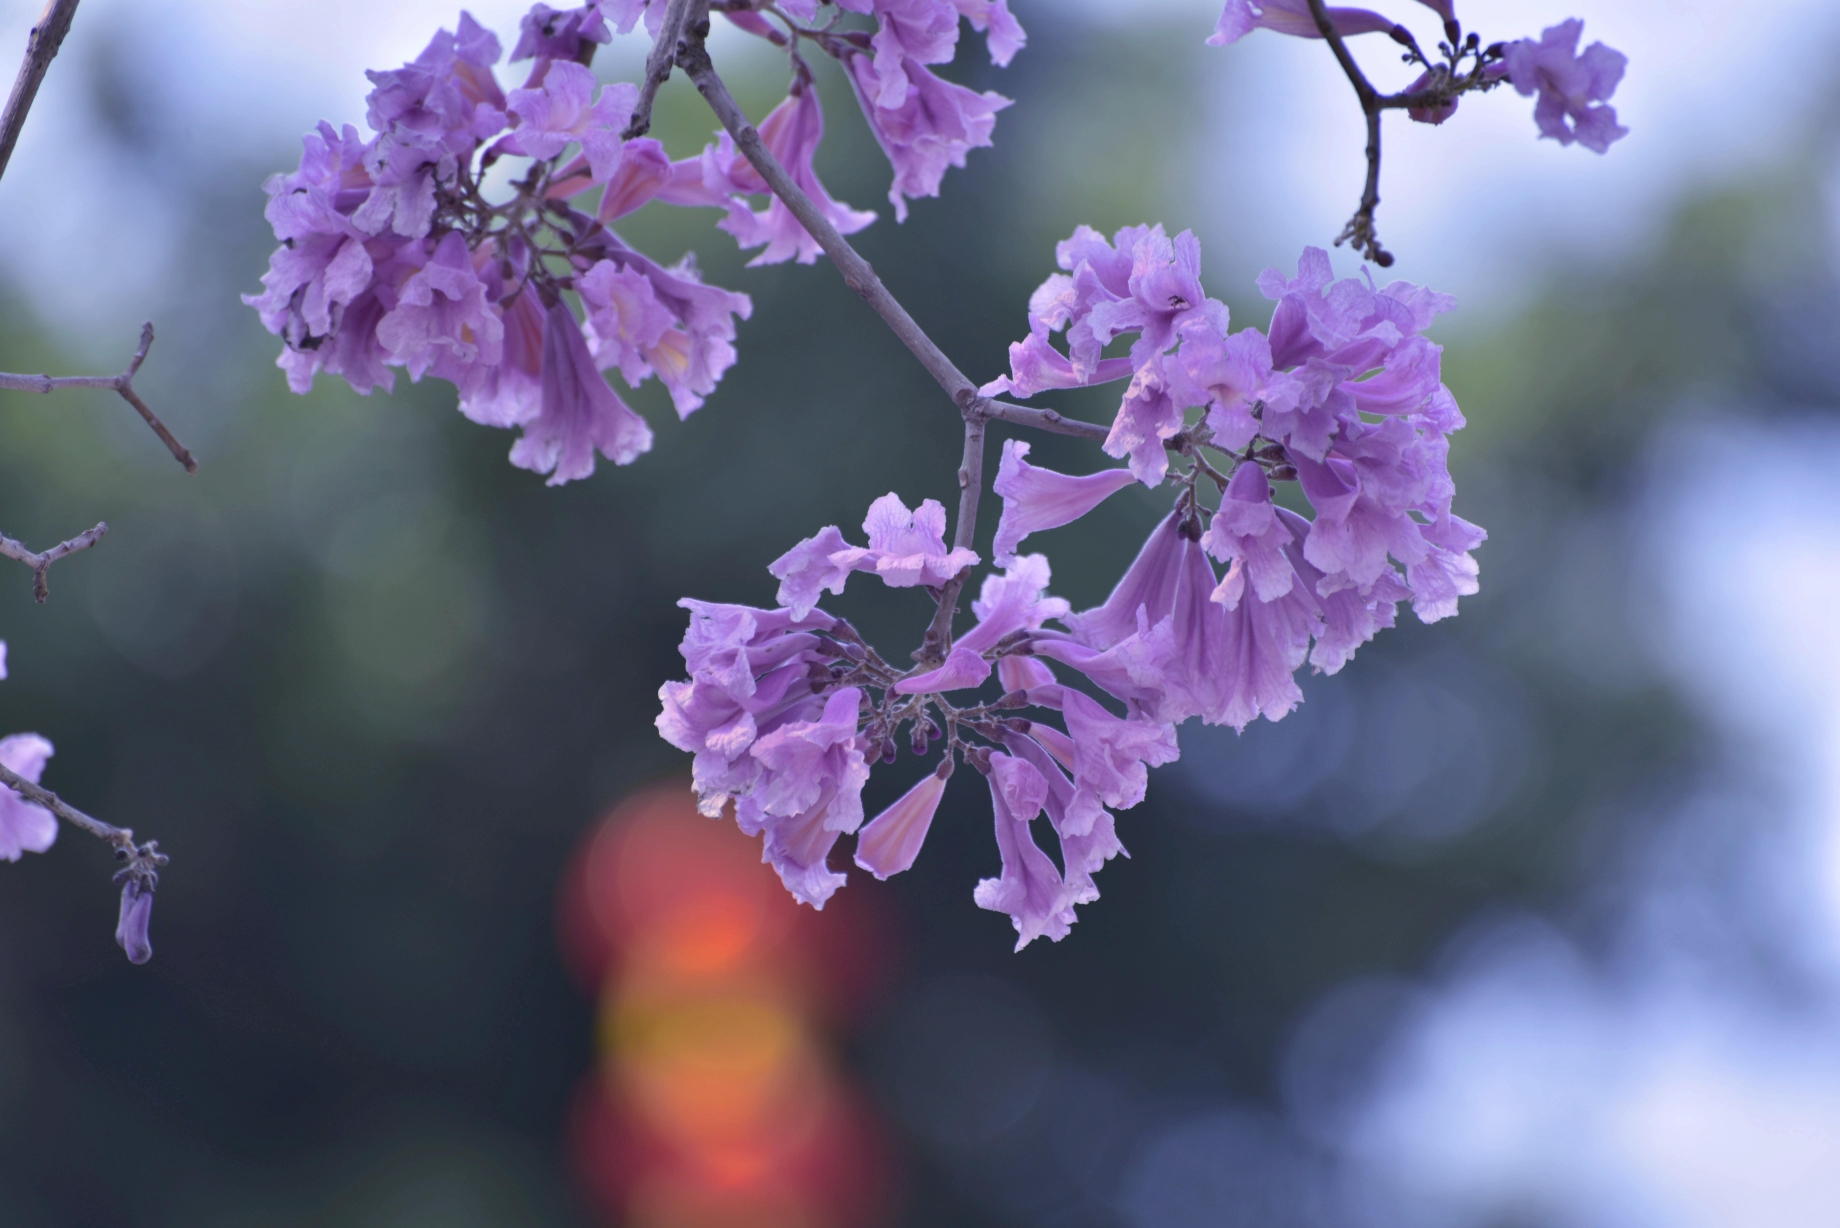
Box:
[1304,0,1393,267]
[0,758,167,891]
[623,0,698,139]
[0,520,104,601]
[0,323,199,473]
[0,0,80,186]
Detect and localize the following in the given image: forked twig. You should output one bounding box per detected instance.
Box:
[1,323,199,472]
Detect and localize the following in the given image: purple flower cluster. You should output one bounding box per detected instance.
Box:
[246,1,1024,483]
[660,235,1484,948]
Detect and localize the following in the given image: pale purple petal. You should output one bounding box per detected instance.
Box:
[0,733,57,862]
[992,440,1137,564]
[855,761,950,879]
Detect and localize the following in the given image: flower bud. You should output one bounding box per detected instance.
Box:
[116,883,153,965]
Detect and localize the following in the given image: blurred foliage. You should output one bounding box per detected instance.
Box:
[0,8,1830,1226]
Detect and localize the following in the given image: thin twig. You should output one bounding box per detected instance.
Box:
[0,521,104,601]
[1303,0,1394,266]
[624,0,698,139]
[1,323,199,472]
[0,0,80,186]
[0,759,167,880]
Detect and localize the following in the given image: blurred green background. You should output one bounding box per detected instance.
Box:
[0,4,1830,1225]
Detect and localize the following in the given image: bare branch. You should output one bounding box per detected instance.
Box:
[1302,0,1395,267]
[0,0,80,186]
[984,399,1109,443]
[0,758,167,895]
[624,0,698,139]
[0,520,104,601]
[1,323,199,473]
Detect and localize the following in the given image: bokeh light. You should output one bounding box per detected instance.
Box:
[559,782,894,1228]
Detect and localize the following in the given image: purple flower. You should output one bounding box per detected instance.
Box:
[575,258,677,391]
[365,12,508,153]
[591,137,672,221]
[1103,357,1186,485]
[1205,551,1322,732]
[459,285,545,427]
[1503,20,1627,153]
[769,525,856,620]
[1203,463,1298,602]
[1167,320,1272,453]
[1062,510,1186,652]
[978,332,1133,399]
[953,0,1026,66]
[656,598,835,816]
[1280,506,1407,674]
[770,493,979,615]
[116,883,153,965]
[376,230,505,382]
[894,646,992,695]
[511,2,614,64]
[973,752,1076,949]
[1000,730,1120,901]
[1209,0,1398,47]
[992,440,1137,564]
[508,300,653,485]
[838,0,964,111]
[1033,685,1178,811]
[736,688,872,908]
[352,129,451,238]
[503,61,635,180]
[838,493,980,587]
[854,758,951,879]
[0,733,56,862]
[713,78,876,266]
[956,554,1071,655]
[845,53,1010,222]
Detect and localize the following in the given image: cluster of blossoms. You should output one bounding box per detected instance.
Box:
[0,642,152,963]
[244,0,1023,483]
[659,230,1483,948]
[1213,0,1626,152]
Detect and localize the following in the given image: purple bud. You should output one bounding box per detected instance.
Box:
[116,883,153,965]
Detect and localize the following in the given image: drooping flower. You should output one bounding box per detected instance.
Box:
[844,54,1010,222]
[736,688,872,907]
[854,758,951,879]
[508,300,654,485]
[973,752,1076,949]
[1061,510,1187,651]
[116,883,154,965]
[1209,0,1398,47]
[0,733,57,862]
[991,440,1137,564]
[1502,19,1628,153]
[710,77,877,266]
[656,599,837,816]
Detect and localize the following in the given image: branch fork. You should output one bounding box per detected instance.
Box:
[0,323,198,473]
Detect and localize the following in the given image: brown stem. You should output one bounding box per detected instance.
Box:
[624,0,699,139]
[0,521,104,601]
[0,0,80,186]
[0,757,166,897]
[1303,0,1392,266]
[0,323,199,472]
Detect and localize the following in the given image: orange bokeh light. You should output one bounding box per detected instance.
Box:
[561,781,896,1228]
